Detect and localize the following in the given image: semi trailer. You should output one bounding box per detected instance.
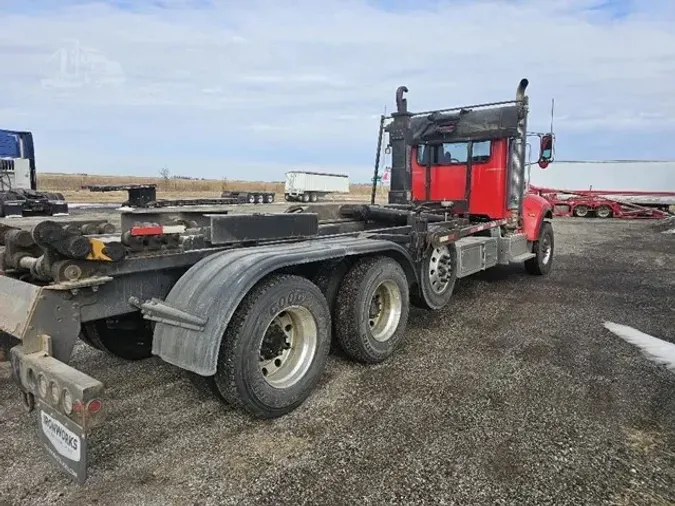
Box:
[83,183,257,208]
[220,190,276,204]
[284,171,350,202]
[529,186,675,219]
[0,129,69,218]
[1,78,556,483]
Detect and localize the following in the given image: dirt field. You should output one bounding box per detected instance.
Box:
[36,173,377,203]
[1,216,674,506]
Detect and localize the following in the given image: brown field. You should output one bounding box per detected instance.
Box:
[37,173,378,203]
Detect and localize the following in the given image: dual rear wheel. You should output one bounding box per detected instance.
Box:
[77,254,430,418]
[213,256,411,418]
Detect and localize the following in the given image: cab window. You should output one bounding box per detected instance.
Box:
[416,140,491,165]
[471,141,491,163]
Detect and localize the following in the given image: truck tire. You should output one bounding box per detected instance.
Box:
[247,194,255,204]
[302,193,310,203]
[213,274,331,419]
[310,193,318,203]
[411,244,457,310]
[573,205,589,218]
[334,256,410,364]
[265,194,274,204]
[596,205,612,218]
[256,194,264,204]
[79,329,104,352]
[525,221,554,275]
[80,312,154,360]
[313,259,352,351]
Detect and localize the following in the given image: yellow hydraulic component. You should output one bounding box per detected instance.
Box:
[86,238,114,262]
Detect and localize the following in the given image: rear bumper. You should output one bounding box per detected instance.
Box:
[9,345,105,484]
[1,274,104,483]
[0,200,24,217]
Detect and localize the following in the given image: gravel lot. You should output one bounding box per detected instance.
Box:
[1,215,674,506]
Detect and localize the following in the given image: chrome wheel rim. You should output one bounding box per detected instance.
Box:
[541,235,552,264]
[259,306,317,389]
[368,280,402,342]
[428,246,453,294]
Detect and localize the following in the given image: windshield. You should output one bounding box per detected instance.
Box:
[0,131,20,158]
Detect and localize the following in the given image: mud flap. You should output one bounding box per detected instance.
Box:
[36,401,89,484]
[49,200,69,216]
[1,200,23,217]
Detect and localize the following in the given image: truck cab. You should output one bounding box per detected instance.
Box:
[383,78,555,233]
[0,129,68,217]
[0,129,36,192]
[411,138,510,218]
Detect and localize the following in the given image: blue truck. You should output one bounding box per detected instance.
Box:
[0,129,68,218]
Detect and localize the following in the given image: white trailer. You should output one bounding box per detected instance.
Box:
[284,171,350,202]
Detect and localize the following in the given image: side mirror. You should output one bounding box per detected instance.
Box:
[538,133,554,169]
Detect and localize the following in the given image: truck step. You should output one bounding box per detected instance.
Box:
[510,252,536,263]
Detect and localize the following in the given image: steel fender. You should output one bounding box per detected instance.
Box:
[152,236,416,376]
[521,193,553,241]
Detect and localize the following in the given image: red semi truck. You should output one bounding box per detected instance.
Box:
[1,78,555,483]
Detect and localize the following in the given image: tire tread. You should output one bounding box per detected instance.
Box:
[214,274,330,418]
[334,256,409,364]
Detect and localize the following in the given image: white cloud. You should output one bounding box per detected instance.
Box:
[0,0,674,186]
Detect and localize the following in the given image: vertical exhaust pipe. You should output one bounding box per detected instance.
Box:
[516,78,528,102]
[387,86,413,205]
[508,78,529,216]
[396,86,409,113]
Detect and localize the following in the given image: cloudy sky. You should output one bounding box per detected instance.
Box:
[1,0,674,189]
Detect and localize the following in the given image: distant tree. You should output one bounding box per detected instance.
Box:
[159,166,170,180]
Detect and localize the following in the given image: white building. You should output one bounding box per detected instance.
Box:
[530,160,675,192]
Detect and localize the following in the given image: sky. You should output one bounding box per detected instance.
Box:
[1,0,674,189]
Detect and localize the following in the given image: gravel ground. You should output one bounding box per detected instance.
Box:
[1,217,674,506]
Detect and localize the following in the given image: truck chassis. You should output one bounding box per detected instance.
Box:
[0,188,69,218]
[0,203,553,482]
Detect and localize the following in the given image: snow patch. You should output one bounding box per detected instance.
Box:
[68,203,121,210]
[604,321,675,371]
